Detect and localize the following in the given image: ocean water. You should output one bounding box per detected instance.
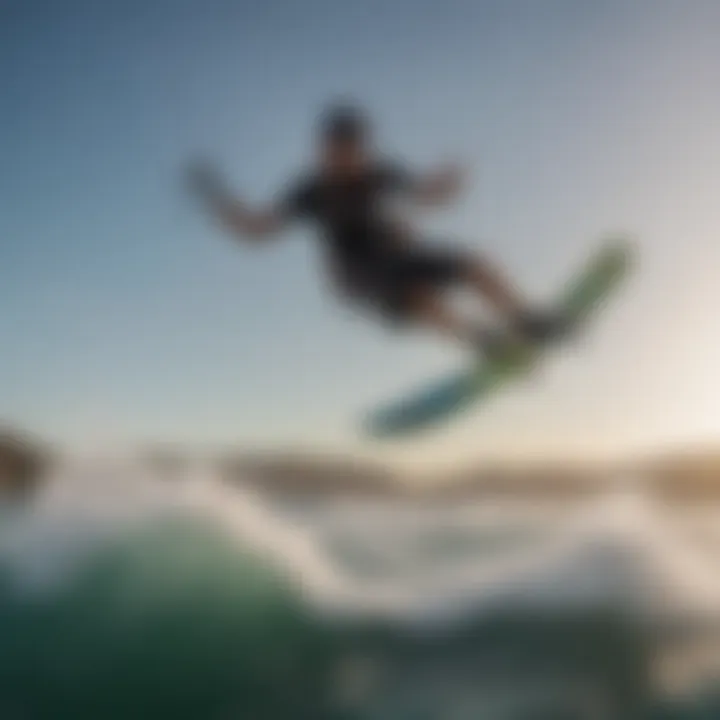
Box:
[1,459,720,719]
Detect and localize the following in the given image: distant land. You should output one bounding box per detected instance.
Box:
[2,425,720,503]
[215,446,720,502]
[0,426,53,502]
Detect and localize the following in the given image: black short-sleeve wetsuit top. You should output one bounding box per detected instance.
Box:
[278,160,414,268]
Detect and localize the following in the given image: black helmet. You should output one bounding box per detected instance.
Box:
[318,102,370,143]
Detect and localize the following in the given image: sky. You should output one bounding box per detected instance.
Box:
[2,0,720,470]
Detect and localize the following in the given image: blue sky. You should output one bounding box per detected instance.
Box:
[2,0,720,468]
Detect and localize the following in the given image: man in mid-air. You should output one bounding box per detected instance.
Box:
[188,104,568,356]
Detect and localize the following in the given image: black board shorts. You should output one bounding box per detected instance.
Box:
[339,245,467,322]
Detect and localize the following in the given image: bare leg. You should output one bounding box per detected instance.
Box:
[459,253,569,344]
[403,286,483,349]
[460,254,529,319]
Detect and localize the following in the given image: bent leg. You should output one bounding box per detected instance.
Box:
[400,285,483,349]
[458,253,529,318]
[398,245,569,345]
[396,245,528,320]
[457,252,571,344]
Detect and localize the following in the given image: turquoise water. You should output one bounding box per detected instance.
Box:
[1,467,720,719]
[0,517,341,719]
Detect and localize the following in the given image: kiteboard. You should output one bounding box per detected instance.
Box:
[361,237,635,439]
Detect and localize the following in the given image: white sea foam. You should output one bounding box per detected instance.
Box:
[3,458,720,634]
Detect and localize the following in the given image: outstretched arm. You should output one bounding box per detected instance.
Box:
[186,161,286,242]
